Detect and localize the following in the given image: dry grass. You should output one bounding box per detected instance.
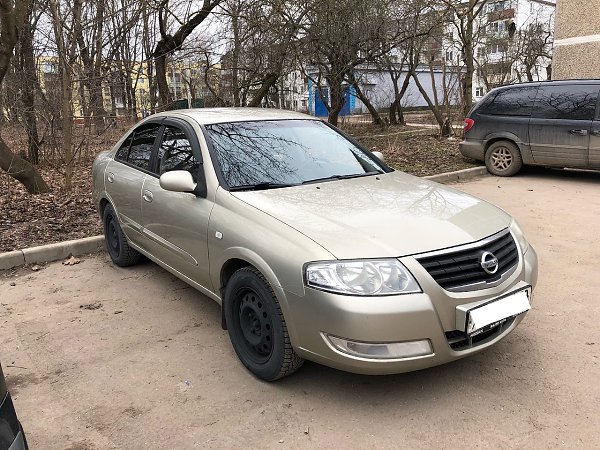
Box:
[343,124,480,177]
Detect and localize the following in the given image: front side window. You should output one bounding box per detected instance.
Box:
[480,86,538,116]
[532,85,599,121]
[205,120,384,189]
[127,124,161,170]
[156,126,200,182]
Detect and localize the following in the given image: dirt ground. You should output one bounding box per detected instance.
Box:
[1,167,599,449]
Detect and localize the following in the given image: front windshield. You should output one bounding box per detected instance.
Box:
[204,120,384,189]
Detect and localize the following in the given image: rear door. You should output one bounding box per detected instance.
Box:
[529,84,599,167]
[105,122,161,243]
[588,91,600,168]
[140,119,214,293]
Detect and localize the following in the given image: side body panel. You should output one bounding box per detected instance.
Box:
[104,159,146,242]
[141,176,215,292]
[528,117,591,166]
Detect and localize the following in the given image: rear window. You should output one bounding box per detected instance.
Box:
[532,85,599,121]
[478,85,538,116]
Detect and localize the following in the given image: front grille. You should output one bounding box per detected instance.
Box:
[416,229,519,292]
[445,317,515,350]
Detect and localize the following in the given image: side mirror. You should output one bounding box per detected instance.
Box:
[159,170,197,193]
[372,151,385,163]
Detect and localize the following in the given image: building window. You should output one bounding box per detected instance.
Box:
[42,62,57,74]
[475,87,485,97]
[445,51,453,62]
[488,43,508,54]
[488,1,507,13]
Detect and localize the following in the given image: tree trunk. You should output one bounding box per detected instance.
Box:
[350,78,385,127]
[0,136,48,193]
[19,1,40,164]
[462,2,476,117]
[326,75,345,127]
[412,72,452,137]
[155,51,171,109]
[247,73,278,107]
[0,0,48,191]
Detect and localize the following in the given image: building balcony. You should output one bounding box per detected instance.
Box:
[488,8,515,22]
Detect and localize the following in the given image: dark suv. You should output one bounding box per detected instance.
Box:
[460,80,600,176]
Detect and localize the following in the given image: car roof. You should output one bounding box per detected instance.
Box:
[155,107,313,125]
[493,79,600,92]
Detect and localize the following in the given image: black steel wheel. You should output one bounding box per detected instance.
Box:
[102,204,142,267]
[225,267,303,381]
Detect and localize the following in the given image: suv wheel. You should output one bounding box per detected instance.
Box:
[224,267,304,381]
[485,140,523,177]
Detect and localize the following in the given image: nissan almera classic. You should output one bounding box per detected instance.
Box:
[92,108,538,381]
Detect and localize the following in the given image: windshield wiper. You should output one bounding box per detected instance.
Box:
[302,171,381,185]
[229,182,298,192]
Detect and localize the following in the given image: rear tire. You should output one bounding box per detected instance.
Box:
[224,267,304,381]
[102,204,142,267]
[485,140,523,177]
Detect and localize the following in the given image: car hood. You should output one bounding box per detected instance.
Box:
[231,172,512,259]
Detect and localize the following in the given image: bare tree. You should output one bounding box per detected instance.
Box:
[151,0,222,108]
[0,0,48,193]
[443,0,488,116]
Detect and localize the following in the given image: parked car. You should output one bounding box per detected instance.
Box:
[0,364,28,450]
[460,80,600,176]
[92,108,538,380]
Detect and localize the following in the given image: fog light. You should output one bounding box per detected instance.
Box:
[326,335,433,360]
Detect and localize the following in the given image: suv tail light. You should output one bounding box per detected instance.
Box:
[464,118,475,133]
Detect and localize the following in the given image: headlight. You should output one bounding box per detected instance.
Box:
[305,259,421,296]
[510,220,529,253]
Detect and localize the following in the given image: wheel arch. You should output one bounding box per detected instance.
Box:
[483,132,533,163]
[217,251,285,330]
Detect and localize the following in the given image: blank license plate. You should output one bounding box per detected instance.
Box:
[466,289,531,336]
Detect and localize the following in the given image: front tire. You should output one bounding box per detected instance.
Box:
[485,140,523,177]
[102,204,142,267]
[224,267,304,381]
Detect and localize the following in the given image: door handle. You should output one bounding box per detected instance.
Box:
[143,190,153,203]
[570,129,588,136]
[106,172,115,183]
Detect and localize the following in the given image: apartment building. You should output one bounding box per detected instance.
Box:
[553,0,600,79]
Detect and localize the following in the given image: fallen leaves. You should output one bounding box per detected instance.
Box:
[63,256,81,266]
[345,126,480,177]
[79,302,102,310]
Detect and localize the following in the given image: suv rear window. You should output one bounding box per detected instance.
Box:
[532,85,599,121]
[479,85,538,116]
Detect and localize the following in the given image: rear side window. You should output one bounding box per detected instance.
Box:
[127,124,161,170]
[532,85,599,121]
[156,126,200,182]
[479,86,538,116]
[115,135,133,161]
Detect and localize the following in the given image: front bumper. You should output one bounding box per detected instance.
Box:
[281,245,538,375]
[459,139,485,161]
[0,393,27,450]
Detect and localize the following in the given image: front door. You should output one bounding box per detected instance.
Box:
[529,84,599,167]
[140,122,214,294]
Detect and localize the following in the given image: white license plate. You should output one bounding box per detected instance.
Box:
[466,289,531,336]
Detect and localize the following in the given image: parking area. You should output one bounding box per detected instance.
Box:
[1,167,599,449]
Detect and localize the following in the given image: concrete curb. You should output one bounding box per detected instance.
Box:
[425,166,488,183]
[0,236,105,271]
[0,166,489,271]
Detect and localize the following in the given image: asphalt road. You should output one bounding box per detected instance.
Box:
[1,167,599,449]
